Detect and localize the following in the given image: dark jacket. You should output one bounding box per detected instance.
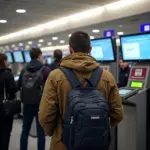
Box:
[49,60,60,71]
[18,59,51,104]
[119,66,130,87]
[0,68,17,102]
[39,53,124,150]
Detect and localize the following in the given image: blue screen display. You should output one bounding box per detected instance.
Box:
[5,52,13,63]
[23,51,31,63]
[121,33,150,61]
[47,57,52,64]
[91,38,115,61]
[13,51,24,63]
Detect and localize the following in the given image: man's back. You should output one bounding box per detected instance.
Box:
[39,53,123,150]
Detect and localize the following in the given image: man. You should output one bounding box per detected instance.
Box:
[49,49,62,71]
[39,31,123,150]
[18,48,50,150]
[119,58,130,87]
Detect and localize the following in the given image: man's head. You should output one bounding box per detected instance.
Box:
[120,59,128,70]
[0,53,8,68]
[53,49,62,62]
[69,31,92,53]
[30,48,42,62]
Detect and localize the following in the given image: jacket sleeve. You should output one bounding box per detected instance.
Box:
[108,74,124,128]
[39,71,58,136]
[5,71,18,100]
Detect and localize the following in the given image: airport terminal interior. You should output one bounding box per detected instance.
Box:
[0,0,150,150]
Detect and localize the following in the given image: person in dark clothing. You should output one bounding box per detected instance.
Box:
[49,49,62,71]
[119,59,130,87]
[18,48,50,150]
[0,53,17,150]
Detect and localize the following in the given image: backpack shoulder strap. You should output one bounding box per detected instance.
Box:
[88,67,103,87]
[59,67,80,88]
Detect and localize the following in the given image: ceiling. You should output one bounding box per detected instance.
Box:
[0,0,115,36]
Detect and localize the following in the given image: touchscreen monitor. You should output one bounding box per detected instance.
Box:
[5,52,13,63]
[119,89,132,95]
[91,38,115,61]
[47,57,52,64]
[23,51,31,63]
[121,33,150,61]
[13,51,24,63]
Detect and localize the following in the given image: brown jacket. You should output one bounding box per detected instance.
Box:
[39,53,123,150]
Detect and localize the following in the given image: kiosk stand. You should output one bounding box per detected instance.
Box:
[118,32,150,150]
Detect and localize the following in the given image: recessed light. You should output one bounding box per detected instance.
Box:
[28,41,32,44]
[117,32,124,35]
[90,36,95,40]
[37,43,42,47]
[11,44,16,48]
[0,20,7,23]
[47,42,52,46]
[60,40,65,44]
[92,29,100,33]
[68,34,72,37]
[52,37,58,40]
[19,43,23,46]
[16,9,26,13]
[39,39,44,43]
[119,25,123,28]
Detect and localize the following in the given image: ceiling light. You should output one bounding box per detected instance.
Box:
[11,44,16,48]
[25,45,30,49]
[60,40,65,44]
[52,37,58,40]
[117,32,124,35]
[68,34,72,37]
[39,39,44,43]
[19,43,23,46]
[0,20,7,23]
[28,41,32,44]
[92,29,100,33]
[37,43,42,47]
[90,36,95,40]
[16,9,26,13]
[119,25,123,28]
[47,42,52,46]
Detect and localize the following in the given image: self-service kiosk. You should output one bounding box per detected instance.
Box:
[91,37,118,150]
[117,32,150,150]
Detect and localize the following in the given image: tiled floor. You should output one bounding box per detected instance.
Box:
[9,119,51,150]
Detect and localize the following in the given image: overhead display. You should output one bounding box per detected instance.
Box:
[91,38,115,61]
[5,52,13,63]
[121,33,150,61]
[23,51,31,63]
[13,51,24,63]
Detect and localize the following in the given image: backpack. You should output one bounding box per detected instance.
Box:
[21,66,45,104]
[60,67,111,150]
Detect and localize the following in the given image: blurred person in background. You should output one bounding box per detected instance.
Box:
[119,58,130,87]
[0,53,17,150]
[18,48,50,150]
[49,49,62,71]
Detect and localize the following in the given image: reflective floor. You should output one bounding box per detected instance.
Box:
[9,119,51,150]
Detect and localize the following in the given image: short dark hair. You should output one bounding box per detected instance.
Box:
[69,31,91,53]
[54,49,62,61]
[30,48,42,60]
[0,53,7,68]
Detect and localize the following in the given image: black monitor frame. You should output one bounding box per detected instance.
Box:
[5,51,14,64]
[120,32,150,62]
[91,37,116,63]
[23,50,31,63]
[13,50,24,63]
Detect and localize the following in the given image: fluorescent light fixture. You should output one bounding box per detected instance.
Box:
[68,34,72,37]
[47,42,52,46]
[11,44,16,48]
[39,39,44,43]
[116,38,120,46]
[90,36,95,40]
[117,32,124,35]
[16,9,26,13]
[19,43,23,46]
[92,29,100,33]
[25,45,30,49]
[52,37,58,40]
[28,41,32,44]
[37,43,42,47]
[119,25,123,28]
[42,45,68,52]
[60,40,65,44]
[0,20,7,23]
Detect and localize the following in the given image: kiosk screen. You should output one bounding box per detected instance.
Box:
[119,89,132,95]
[5,52,13,63]
[23,51,31,63]
[91,38,115,61]
[121,33,150,61]
[130,81,143,88]
[47,57,52,64]
[13,51,24,63]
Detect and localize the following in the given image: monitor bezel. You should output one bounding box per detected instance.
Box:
[120,32,150,62]
[13,50,25,63]
[5,51,14,64]
[23,50,31,63]
[91,37,116,63]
